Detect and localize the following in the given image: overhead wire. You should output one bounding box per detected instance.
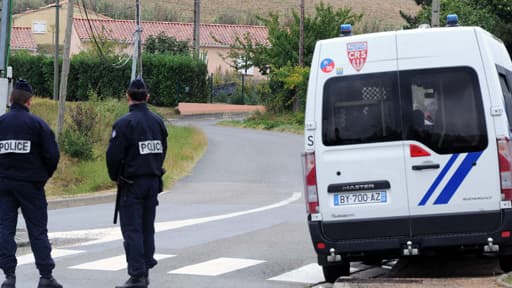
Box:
[85,0,135,68]
[78,0,134,68]
[78,0,106,59]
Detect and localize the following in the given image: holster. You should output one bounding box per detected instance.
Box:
[158,168,166,193]
[158,177,163,193]
[113,176,134,224]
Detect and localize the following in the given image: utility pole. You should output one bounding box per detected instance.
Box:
[431,0,441,27]
[56,0,74,138]
[299,0,304,67]
[136,0,142,76]
[0,0,12,116]
[131,0,142,80]
[0,0,11,76]
[53,0,60,100]
[293,0,304,112]
[193,0,200,58]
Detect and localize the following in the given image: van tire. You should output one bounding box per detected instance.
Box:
[322,261,350,283]
[499,255,512,272]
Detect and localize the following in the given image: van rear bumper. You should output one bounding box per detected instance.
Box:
[308,209,512,265]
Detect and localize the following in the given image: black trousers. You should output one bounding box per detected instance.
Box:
[0,178,55,277]
[119,176,159,277]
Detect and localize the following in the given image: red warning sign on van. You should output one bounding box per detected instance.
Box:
[347,42,368,72]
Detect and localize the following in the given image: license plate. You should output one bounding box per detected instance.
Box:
[333,191,387,206]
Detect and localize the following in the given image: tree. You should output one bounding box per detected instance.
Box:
[144,32,190,55]
[215,3,362,112]
[249,3,362,73]
[401,0,512,53]
[265,65,310,113]
[86,26,129,57]
[213,32,256,74]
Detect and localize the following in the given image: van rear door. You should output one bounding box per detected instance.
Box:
[316,33,411,240]
[397,28,502,237]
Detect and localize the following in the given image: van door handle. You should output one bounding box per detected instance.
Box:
[412,164,440,171]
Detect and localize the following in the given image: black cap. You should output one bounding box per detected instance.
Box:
[14,80,33,95]
[128,77,147,91]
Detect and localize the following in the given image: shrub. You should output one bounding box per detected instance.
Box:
[60,102,98,160]
[9,53,209,106]
[9,51,54,97]
[60,129,94,160]
[68,103,97,137]
[264,65,309,113]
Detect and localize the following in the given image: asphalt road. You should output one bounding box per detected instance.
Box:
[12,119,511,288]
[14,119,321,288]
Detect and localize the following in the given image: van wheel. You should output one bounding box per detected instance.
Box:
[500,255,512,272]
[322,261,350,283]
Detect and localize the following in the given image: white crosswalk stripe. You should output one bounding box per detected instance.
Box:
[68,253,175,271]
[17,249,84,266]
[351,266,364,273]
[268,263,324,284]
[19,250,333,284]
[169,257,266,276]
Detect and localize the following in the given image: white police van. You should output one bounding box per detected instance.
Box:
[303,15,512,282]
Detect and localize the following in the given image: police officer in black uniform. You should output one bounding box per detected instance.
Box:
[107,78,167,288]
[0,80,62,288]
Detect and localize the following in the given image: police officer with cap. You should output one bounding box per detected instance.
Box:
[0,80,62,288]
[107,77,167,288]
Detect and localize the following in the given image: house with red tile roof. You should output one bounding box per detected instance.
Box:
[11,27,37,53]
[13,1,110,50]
[71,18,269,77]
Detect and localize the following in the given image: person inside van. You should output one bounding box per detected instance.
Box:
[424,95,437,126]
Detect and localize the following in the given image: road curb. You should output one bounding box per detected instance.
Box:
[47,191,117,210]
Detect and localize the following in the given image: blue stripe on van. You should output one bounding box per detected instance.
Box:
[418,154,459,206]
[433,152,483,205]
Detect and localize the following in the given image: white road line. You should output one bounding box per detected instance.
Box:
[49,192,302,247]
[69,254,175,271]
[269,263,365,284]
[169,257,265,276]
[17,249,84,266]
[268,263,324,284]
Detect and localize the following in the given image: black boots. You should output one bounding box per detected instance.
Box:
[1,274,62,288]
[1,274,15,288]
[37,277,63,288]
[115,276,148,288]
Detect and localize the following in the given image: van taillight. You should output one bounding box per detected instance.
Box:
[302,152,319,214]
[498,138,512,200]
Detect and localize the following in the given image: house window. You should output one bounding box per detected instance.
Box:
[237,57,254,76]
[32,21,47,34]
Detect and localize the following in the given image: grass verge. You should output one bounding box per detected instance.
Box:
[500,273,512,285]
[30,98,206,198]
[218,111,304,134]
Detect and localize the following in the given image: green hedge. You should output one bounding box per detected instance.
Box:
[9,51,209,106]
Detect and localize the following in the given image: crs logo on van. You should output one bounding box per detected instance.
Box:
[347,41,368,72]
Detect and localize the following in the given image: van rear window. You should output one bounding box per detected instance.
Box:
[322,67,488,154]
[323,72,401,146]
